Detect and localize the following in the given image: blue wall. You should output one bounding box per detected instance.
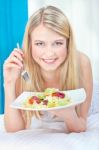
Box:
[0,0,28,114]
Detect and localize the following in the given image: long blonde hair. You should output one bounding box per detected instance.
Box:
[20,6,80,128]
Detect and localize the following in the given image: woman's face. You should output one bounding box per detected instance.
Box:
[31,24,67,72]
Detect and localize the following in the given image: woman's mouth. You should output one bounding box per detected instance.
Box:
[42,58,57,64]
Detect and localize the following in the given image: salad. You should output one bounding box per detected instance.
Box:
[23,88,71,109]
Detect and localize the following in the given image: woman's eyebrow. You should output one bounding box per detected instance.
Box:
[55,39,64,41]
[33,39,65,42]
[54,39,65,42]
[34,40,44,42]
[54,38,65,41]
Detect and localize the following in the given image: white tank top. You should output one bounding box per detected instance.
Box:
[30,112,68,133]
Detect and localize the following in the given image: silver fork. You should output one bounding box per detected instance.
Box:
[17,43,30,81]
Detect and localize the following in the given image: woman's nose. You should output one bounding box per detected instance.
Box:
[45,45,55,56]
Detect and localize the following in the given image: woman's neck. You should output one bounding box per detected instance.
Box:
[41,70,61,89]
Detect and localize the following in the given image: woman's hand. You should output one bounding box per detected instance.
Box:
[49,106,86,132]
[3,48,24,85]
[49,106,75,120]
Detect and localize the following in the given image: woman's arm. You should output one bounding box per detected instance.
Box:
[3,49,25,132]
[78,53,93,119]
[51,53,93,133]
[4,82,25,132]
[65,53,93,132]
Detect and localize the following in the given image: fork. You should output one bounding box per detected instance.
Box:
[17,43,30,81]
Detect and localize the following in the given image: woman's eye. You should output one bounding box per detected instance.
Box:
[55,42,63,46]
[35,42,45,46]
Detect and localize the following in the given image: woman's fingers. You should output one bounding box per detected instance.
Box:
[4,62,22,69]
[9,56,23,67]
[5,58,23,69]
[10,48,24,61]
[3,48,24,84]
[12,48,24,56]
[4,56,23,68]
[4,48,24,68]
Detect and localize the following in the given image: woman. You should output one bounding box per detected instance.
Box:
[3,6,93,132]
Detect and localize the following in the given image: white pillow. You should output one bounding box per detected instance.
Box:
[89,81,99,115]
[0,114,5,132]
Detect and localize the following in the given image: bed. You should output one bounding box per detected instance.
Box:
[0,81,99,150]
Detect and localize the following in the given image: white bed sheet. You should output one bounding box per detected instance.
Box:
[0,113,99,150]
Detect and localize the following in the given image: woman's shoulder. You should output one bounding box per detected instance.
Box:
[77,51,93,88]
[77,51,91,69]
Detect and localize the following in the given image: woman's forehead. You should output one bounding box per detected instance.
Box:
[31,24,66,41]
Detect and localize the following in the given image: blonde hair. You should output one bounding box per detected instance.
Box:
[20,6,80,128]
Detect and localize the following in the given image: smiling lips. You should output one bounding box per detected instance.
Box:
[42,58,57,64]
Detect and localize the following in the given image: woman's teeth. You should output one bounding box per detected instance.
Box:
[42,59,57,63]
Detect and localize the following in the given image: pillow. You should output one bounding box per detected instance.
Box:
[0,114,5,132]
[89,81,99,115]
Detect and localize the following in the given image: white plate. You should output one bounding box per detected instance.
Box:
[11,88,86,111]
